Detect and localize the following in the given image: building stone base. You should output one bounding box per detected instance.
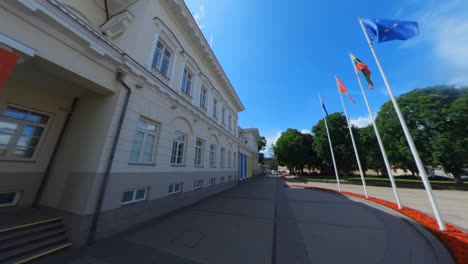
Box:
[59,180,237,247]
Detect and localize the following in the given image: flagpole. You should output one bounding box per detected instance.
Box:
[358,18,446,230]
[319,95,341,192]
[349,53,402,209]
[335,77,368,198]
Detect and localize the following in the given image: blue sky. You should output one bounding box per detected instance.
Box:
[184,0,468,156]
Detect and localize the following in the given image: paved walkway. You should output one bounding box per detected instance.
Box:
[41,177,453,264]
[292,179,468,231]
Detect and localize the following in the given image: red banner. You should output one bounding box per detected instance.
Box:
[0,48,19,89]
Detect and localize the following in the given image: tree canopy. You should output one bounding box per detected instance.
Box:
[273,129,315,174]
[257,136,267,164]
[375,86,468,183]
[272,86,467,184]
[311,113,357,177]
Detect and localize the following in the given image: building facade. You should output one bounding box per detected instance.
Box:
[239,128,261,179]
[0,0,262,250]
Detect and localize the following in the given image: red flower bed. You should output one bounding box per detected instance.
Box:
[287,183,468,264]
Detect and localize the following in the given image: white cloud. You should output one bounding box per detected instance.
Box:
[405,0,468,85]
[192,4,205,30]
[350,116,372,128]
[209,33,213,46]
[262,131,282,157]
[300,129,310,134]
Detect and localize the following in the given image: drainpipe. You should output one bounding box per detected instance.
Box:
[87,70,131,244]
[33,97,79,208]
[104,0,110,20]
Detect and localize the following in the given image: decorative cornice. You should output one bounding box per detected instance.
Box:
[161,0,245,112]
[240,128,261,140]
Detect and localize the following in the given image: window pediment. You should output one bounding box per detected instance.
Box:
[100,10,135,39]
[153,17,183,53]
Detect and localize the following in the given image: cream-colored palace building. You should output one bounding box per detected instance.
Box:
[0,0,262,255]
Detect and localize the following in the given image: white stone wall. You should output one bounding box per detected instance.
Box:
[0,0,260,216]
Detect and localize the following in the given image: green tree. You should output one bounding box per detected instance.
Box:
[258,152,265,165]
[303,133,321,172]
[273,129,309,174]
[258,136,267,152]
[358,125,385,176]
[432,94,468,184]
[257,136,267,164]
[376,86,467,182]
[311,113,356,177]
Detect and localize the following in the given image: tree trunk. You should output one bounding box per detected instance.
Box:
[452,174,464,185]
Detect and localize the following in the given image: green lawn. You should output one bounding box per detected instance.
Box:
[301,175,458,184]
[347,177,455,184]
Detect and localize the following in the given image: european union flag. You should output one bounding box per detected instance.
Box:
[362,18,419,43]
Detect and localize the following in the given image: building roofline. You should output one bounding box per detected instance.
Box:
[240,127,261,140]
[163,0,245,112]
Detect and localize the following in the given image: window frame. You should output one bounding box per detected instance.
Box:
[227,150,232,168]
[209,144,216,167]
[194,138,204,167]
[168,182,183,195]
[0,191,22,207]
[181,67,194,97]
[200,86,208,110]
[209,177,216,186]
[212,98,218,119]
[128,117,159,165]
[194,179,203,190]
[151,40,172,77]
[221,106,226,125]
[121,188,148,205]
[0,105,51,161]
[171,131,186,165]
[220,147,225,168]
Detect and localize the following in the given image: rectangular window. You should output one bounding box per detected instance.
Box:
[221,176,225,183]
[181,68,193,96]
[227,150,232,168]
[209,144,216,167]
[194,138,204,166]
[209,178,216,186]
[171,131,185,165]
[194,179,203,189]
[228,175,232,181]
[0,106,50,160]
[168,182,183,195]
[121,188,148,205]
[212,98,218,119]
[234,152,237,168]
[151,41,172,77]
[221,107,226,125]
[129,117,158,164]
[0,191,21,207]
[220,147,225,168]
[200,87,207,109]
[228,114,232,130]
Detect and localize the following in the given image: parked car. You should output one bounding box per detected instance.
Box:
[280,170,290,176]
